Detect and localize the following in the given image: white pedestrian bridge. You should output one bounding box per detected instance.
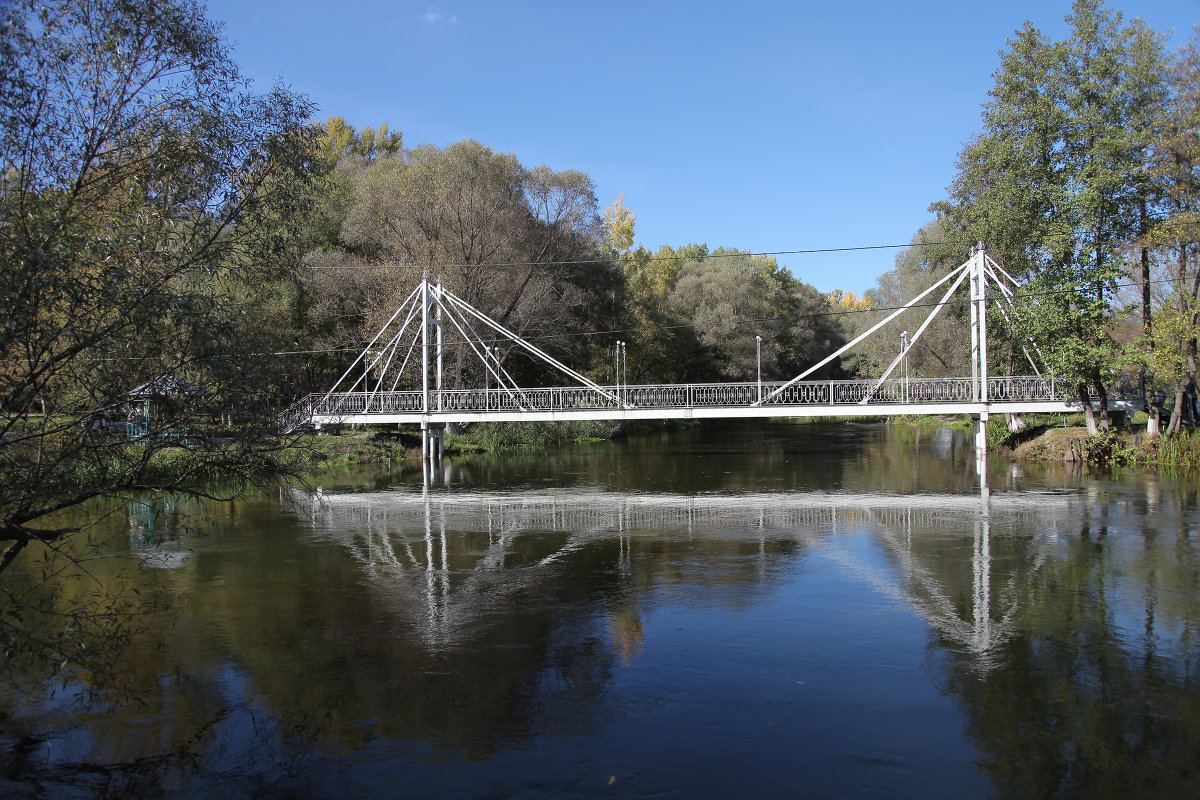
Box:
[279,247,1141,449]
[282,375,1128,430]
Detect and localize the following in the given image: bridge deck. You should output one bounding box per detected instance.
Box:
[284,376,1139,428]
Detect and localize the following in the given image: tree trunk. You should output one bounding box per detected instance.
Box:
[1141,232,1159,437]
[1147,403,1161,437]
[1092,379,1111,431]
[1186,337,1199,428]
[1077,383,1098,435]
[1167,387,1185,436]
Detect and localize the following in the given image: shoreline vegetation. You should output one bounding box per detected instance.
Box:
[293,415,1200,472]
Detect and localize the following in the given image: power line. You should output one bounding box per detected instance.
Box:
[232,222,1200,274]
[296,239,966,271]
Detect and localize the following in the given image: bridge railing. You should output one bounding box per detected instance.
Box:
[295,376,1076,419]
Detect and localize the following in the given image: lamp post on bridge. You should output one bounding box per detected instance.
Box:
[615,341,626,403]
[490,346,500,409]
[756,335,762,403]
[900,330,909,402]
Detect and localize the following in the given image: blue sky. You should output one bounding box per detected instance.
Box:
[205,0,1197,295]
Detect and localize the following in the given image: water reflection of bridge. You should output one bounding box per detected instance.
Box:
[283,487,1077,669]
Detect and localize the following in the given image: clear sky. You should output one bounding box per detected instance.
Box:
[204,0,1197,295]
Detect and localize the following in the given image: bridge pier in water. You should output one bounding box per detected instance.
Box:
[421,422,445,461]
[974,411,989,459]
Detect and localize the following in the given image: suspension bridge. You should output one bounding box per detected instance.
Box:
[280,245,1140,456]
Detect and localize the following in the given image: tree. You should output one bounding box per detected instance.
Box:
[937,0,1169,433]
[618,243,709,383]
[322,140,620,390]
[602,192,636,256]
[1137,30,1200,435]
[0,0,317,671]
[664,249,842,383]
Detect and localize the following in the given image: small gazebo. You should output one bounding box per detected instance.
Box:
[126,374,203,436]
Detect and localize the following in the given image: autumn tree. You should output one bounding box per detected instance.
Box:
[602,192,636,256]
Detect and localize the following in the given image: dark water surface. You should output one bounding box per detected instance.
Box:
[3,421,1200,798]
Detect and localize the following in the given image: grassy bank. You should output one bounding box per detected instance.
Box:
[453,419,623,450]
[987,411,1200,470]
[293,418,627,467]
[294,433,420,466]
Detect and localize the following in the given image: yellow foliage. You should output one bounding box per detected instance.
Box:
[827,289,873,311]
[602,192,636,255]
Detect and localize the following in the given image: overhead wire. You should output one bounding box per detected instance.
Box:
[221,220,1200,274]
[293,239,967,271]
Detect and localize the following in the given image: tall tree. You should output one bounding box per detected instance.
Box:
[1140,30,1200,435]
[937,0,1169,433]
[602,192,636,256]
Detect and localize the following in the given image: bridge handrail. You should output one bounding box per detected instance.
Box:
[290,375,1093,419]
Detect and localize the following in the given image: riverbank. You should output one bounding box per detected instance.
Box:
[294,418,633,466]
[987,412,1200,470]
[292,414,1200,473]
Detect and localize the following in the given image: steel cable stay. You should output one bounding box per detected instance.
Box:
[279,284,422,426]
[436,286,626,409]
[753,259,973,406]
[858,258,974,405]
[982,258,1048,379]
[387,326,424,395]
[438,288,542,411]
[363,296,425,412]
[434,286,531,412]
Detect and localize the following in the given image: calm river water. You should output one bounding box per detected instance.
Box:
[3,421,1199,799]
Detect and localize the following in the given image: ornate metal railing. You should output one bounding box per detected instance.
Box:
[289,376,1087,422]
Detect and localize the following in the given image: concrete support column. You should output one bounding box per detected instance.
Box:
[974,411,989,458]
[420,421,445,461]
[975,410,990,502]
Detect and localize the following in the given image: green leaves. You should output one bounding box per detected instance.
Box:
[940,0,1170,411]
[0,0,318,556]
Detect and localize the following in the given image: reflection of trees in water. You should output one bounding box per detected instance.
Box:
[262,487,819,755]
[5,481,1199,798]
[934,486,1200,798]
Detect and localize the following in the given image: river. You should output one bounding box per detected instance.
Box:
[2,420,1198,798]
